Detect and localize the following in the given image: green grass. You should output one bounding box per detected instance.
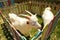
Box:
[0,17,7,40]
[30,28,38,37]
[0,25,7,40]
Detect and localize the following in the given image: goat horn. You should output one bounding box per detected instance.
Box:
[25,10,33,16]
[35,14,37,16]
[20,14,30,20]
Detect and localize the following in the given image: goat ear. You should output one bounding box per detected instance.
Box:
[25,10,33,16]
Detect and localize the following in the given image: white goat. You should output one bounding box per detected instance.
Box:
[42,7,54,30]
[8,10,41,31]
[9,13,30,27]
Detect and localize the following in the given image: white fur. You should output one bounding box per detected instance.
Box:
[9,13,29,27]
[42,7,54,29]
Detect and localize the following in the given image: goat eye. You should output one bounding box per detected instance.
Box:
[27,21,29,24]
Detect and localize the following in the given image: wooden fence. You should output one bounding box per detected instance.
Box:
[1,1,60,16]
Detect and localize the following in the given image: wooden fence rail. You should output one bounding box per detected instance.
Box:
[1,1,60,16]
